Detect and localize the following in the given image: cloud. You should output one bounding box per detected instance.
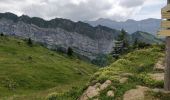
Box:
[0,0,166,21]
[119,0,145,8]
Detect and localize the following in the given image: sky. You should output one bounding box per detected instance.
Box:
[0,0,167,21]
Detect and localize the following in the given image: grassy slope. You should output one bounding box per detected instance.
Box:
[0,36,97,99]
[132,31,162,44]
[90,46,164,99]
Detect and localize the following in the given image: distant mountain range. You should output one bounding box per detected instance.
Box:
[0,12,163,59]
[85,18,161,36]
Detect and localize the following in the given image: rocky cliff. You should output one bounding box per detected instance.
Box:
[0,13,121,59]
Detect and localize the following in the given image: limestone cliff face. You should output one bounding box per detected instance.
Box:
[0,18,118,59]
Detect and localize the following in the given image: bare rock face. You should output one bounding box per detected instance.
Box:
[0,18,117,59]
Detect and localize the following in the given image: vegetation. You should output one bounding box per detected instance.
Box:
[92,54,114,67]
[90,45,164,99]
[27,38,33,47]
[112,29,130,59]
[0,36,97,99]
[0,32,4,36]
[67,47,73,56]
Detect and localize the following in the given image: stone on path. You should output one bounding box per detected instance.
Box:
[154,58,165,72]
[149,73,164,81]
[107,90,114,97]
[123,86,149,100]
[80,80,112,100]
[119,78,128,84]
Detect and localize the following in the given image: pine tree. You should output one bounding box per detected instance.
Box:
[27,38,33,47]
[67,47,73,56]
[133,38,138,49]
[112,29,130,58]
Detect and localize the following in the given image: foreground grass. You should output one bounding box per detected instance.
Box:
[0,36,97,99]
[89,46,164,99]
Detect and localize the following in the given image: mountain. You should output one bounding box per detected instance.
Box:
[0,12,163,60]
[0,12,122,60]
[0,35,97,99]
[131,31,163,44]
[85,18,161,36]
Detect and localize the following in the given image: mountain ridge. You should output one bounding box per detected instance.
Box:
[85,18,161,35]
[0,12,162,59]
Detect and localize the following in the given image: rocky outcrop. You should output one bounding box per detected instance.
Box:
[80,80,113,100]
[0,15,119,59]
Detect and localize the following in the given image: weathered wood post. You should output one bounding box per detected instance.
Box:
[159,0,170,91]
[165,0,170,91]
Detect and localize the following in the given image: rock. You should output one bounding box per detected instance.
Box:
[120,73,133,77]
[94,83,101,88]
[152,88,164,93]
[123,86,149,100]
[152,88,170,94]
[80,80,112,100]
[80,86,100,100]
[149,73,164,81]
[154,58,165,72]
[119,78,128,84]
[107,90,114,97]
[100,80,112,91]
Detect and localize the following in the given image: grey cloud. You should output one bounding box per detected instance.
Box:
[21,0,113,21]
[0,0,161,21]
[119,0,145,8]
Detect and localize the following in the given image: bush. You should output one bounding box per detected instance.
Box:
[27,38,33,47]
[92,54,114,67]
[0,33,4,36]
[67,47,73,56]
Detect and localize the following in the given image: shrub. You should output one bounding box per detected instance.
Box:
[0,33,4,36]
[67,47,73,56]
[27,38,33,47]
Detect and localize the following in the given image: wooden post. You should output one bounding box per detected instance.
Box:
[164,0,170,91]
[165,37,170,91]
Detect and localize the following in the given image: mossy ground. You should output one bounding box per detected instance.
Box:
[0,35,97,100]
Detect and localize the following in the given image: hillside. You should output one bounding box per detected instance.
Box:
[78,46,169,100]
[0,35,97,99]
[86,18,161,35]
[131,31,163,44]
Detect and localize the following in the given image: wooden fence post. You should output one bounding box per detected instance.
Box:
[164,0,170,91]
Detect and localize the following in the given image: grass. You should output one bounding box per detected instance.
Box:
[90,45,165,99]
[0,35,97,99]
